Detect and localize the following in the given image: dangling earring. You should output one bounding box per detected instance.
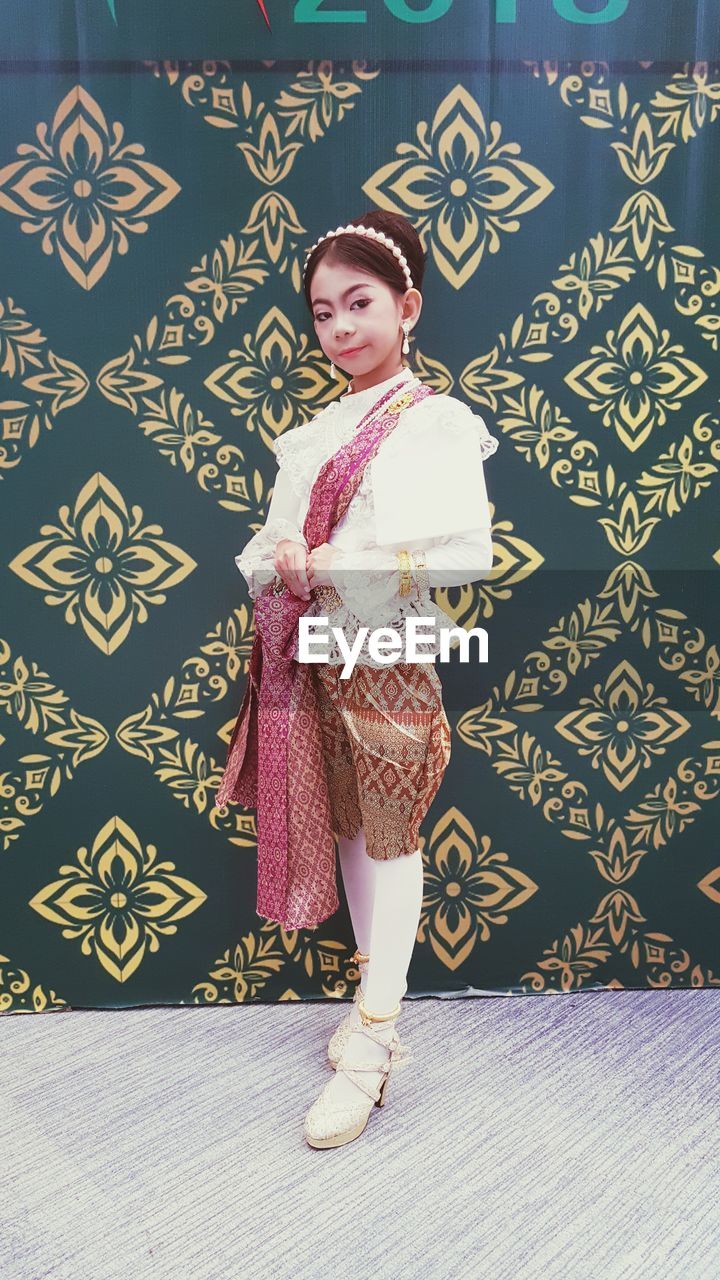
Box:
[401,321,411,356]
[329,360,336,379]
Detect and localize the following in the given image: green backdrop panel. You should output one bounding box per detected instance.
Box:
[1,1,719,1011]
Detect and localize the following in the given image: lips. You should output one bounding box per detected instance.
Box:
[338,345,365,357]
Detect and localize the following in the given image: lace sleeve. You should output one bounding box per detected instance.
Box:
[234,467,308,600]
[327,528,494,630]
[457,404,499,462]
[272,420,329,503]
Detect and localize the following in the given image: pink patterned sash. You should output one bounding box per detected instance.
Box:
[214,377,436,928]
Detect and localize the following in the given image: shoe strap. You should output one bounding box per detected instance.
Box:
[337,1017,401,1095]
[354,1019,400,1050]
[336,1057,391,1104]
[335,1025,412,1069]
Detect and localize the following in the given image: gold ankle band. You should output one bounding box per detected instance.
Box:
[358,996,401,1025]
[351,949,370,966]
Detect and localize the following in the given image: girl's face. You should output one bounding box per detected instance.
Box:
[310,258,422,392]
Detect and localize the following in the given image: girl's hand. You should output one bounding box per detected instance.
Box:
[307,542,338,590]
[274,539,311,600]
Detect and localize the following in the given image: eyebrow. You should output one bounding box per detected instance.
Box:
[311,284,374,308]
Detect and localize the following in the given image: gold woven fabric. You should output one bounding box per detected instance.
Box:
[313,659,452,860]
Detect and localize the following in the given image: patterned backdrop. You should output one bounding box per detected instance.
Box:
[1,3,719,1013]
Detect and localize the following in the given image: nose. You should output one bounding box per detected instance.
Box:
[333,313,355,336]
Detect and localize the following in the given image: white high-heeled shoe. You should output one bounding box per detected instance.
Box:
[305,997,408,1149]
[327,951,411,1069]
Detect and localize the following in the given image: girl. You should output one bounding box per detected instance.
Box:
[215,210,498,1150]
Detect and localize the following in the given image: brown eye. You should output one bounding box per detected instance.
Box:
[315,299,370,321]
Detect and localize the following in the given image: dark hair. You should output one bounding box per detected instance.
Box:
[303,210,426,316]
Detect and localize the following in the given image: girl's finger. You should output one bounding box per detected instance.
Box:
[290,563,310,599]
[296,556,311,593]
[293,553,311,596]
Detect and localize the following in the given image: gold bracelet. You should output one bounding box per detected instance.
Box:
[396,548,413,597]
[412,549,428,602]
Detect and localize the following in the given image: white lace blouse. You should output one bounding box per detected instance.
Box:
[234,367,499,666]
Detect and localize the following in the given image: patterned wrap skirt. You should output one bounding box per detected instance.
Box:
[312,657,452,860]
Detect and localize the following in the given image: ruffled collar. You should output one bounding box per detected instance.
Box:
[333,367,415,422]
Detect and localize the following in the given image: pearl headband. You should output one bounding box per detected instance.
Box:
[303,224,414,292]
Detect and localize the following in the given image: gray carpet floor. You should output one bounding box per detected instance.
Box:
[1,989,718,1280]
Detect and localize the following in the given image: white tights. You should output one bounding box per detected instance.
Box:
[337,826,424,1012]
[327,828,424,1108]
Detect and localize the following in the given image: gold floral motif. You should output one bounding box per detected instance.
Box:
[539,599,622,681]
[204,306,343,450]
[144,59,379,157]
[677,644,720,715]
[0,954,68,1015]
[520,919,614,993]
[458,195,720,552]
[0,296,90,477]
[95,347,165,414]
[492,732,581,813]
[650,64,720,144]
[0,86,180,289]
[655,243,720,353]
[555,659,690,791]
[519,893,720,993]
[611,113,675,186]
[115,606,258,843]
[138,387,255,514]
[190,930,361,1001]
[484,511,545,608]
[459,566,720,890]
[541,61,633,133]
[499,387,577,469]
[457,343,524,414]
[523,60,720,182]
[94,366,260,513]
[191,934,286,1002]
[9,473,197,655]
[363,85,553,289]
[597,560,657,627]
[238,111,305,186]
[29,816,206,983]
[538,229,636,333]
[612,191,674,263]
[0,636,109,852]
[183,223,278,331]
[418,808,538,971]
[625,770,703,850]
[597,490,660,557]
[636,426,718,517]
[565,302,707,452]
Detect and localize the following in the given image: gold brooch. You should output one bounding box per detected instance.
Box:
[387,391,414,414]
